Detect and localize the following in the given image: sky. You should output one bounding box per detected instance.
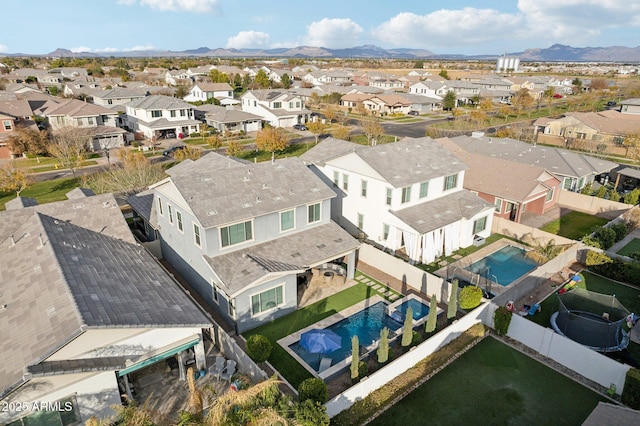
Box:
[1,0,640,55]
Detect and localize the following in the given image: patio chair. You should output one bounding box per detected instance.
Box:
[318,357,332,373]
[219,360,237,382]
[208,356,226,379]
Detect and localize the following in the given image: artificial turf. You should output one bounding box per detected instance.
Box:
[369,337,606,426]
[539,211,609,240]
[617,238,640,257]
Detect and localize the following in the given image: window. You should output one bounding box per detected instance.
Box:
[361,180,368,197]
[357,213,364,229]
[157,198,163,216]
[228,297,236,318]
[180,109,186,117]
[176,211,183,232]
[419,181,429,198]
[221,221,253,247]
[383,223,390,240]
[563,178,573,190]
[151,110,162,118]
[444,174,458,191]
[280,209,295,232]
[273,102,282,108]
[87,117,94,125]
[193,223,201,247]
[494,198,503,213]
[212,283,219,303]
[342,174,349,190]
[333,171,339,186]
[473,216,487,234]
[545,188,554,202]
[401,186,411,204]
[296,102,300,108]
[505,202,515,213]
[170,110,176,117]
[308,203,321,223]
[385,188,392,206]
[289,102,293,108]
[251,285,284,315]
[168,204,173,224]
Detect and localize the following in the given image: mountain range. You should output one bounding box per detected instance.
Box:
[9,44,640,62]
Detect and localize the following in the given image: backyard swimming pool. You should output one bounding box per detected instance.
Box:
[464,245,538,286]
[288,300,419,372]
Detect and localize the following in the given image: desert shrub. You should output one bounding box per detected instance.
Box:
[493,306,513,336]
[358,361,369,378]
[411,331,422,345]
[297,378,328,403]
[584,250,612,266]
[459,286,483,310]
[295,399,330,426]
[622,368,640,409]
[245,334,272,363]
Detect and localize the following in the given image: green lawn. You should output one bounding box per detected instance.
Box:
[617,238,640,257]
[0,177,81,210]
[244,282,375,389]
[237,142,314,162]
[370,337,606,426]
[540,211,609,240]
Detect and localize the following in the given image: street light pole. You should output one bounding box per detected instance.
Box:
[104,147,110,166]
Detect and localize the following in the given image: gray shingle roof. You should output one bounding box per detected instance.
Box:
[125,94,194,110]
[126,189,158,229]
[65,187,96,199]
[5,196,38,210]
[166,153,337,228]
[391,190,492,233]
[205,222,360,296]
[301,136,467,188]
[450,135,618,178]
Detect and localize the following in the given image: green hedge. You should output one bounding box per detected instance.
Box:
[589,259,640,286]
[622,368,640,409]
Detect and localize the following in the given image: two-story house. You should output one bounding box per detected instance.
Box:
[43,99,128,150]
[92,87,148,110]
[133,153,360,332]
[300,137,494,265]
[240,90,310,128]
[123,95,201,139]
[183,83,234,103]
[0,191,212,425]
[408,81,447,98]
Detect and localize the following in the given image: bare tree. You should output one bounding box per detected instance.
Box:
[6,126,49,157]
[359,116,384,145]
[256,127,290,162]
[83,149,166,196]
[0,161,33,196]
[47,127,91,178]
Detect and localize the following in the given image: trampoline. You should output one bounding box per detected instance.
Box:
[550,287,630,352]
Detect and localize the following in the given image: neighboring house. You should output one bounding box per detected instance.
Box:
[183,83,234,102]
[129,153,360,333]
[437,138,561,223]
[165,70,192,86]
[0,113,16,159]
[124,95,200,139]
[43,99,128,150]
[300,137,494,265]
[620,98,640,115]
[240,90,310,127]
[369,79,404,90]
[401,93,442,112]
[340,93,413,115]
[0,191,212,425]
[408,81,447,98]
[92,87,148,109]
[204,106,263,135]
[449,134,619,192]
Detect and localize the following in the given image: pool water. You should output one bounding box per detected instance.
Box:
[394,298,430,321]
[464,245,538,286]
[289,301,403,371]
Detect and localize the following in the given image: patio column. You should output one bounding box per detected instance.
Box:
[346,249,356,280]
[194,339,206,371]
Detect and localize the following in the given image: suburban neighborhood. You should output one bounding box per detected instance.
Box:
[4,5,640,424]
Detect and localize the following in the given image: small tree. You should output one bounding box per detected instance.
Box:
[246,334,272,363]
[625,188,640,205]
[448,279,459,320]
[295,399,330,426]
[226,139,243,157]
[297,377,328,403]
[377,327,389,364]
[401,307,413,347]
[425,294,438,334]
[350,335,359,380]
[443,90,457,110]
[47,127,91,178]
[439,69,450,80]
[331,125,350,140]
[207,134,222,149]
[459,286,482,310]
[255,69,270,88]
[360,116,384,146]
[306,121,329,144]
[0,162,33,196]
[173,145,202,162]
[256,127,290,162]
[493,306,513,336]
[281,73,291,89]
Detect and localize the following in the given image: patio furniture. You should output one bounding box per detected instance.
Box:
[219,360,237,382]
[209,356,226,378]
[528,303,540,316]
[318,357,332,373]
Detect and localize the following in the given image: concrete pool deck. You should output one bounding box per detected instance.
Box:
[433,238,533,297]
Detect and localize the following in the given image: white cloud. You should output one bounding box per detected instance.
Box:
[303,18,363,48]
[0,44,8,53]
[117,0,220,13]
[94,47,121,53]
[124,44,157,51]
[70,46,92,53]
[226,31,271,49]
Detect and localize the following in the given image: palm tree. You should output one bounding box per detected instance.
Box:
[526,239,566,264]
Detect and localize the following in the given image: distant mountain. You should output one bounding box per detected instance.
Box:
[514,43,640,62]
[6,44,636,61]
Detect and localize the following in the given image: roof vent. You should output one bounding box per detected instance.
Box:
[90,294,99,301]
[310,188,320,192]
[255,197,261,203]
[273,196,283,201]
[262,183,269,189]
[291,252,301,258]
[289,189,294,195]
[243,176,250,182]
[242,203,253,208]
[207,210,218,216]
[46,306,56,317]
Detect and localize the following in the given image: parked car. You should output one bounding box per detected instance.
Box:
[162,145,185,156]
[163,131,177,139]
[407,111,419,116]
[606,101,617,107]
[293,124,308,131]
